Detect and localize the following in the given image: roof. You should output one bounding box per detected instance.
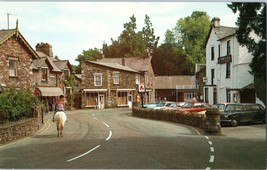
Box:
[32,56,62,72]
[0,28,39,60]
[85,60,140,73]
[205,25,237,47]
[155,75,196,89]
[54,60,73,72]
[214,26,237,40]
[98,57,151,72]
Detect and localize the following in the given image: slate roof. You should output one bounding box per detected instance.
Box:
[85,60,140,73]
[155,76,195,89]
[0,29,16,44]
[214,26,237,40]
[0,28,39,59]
[98,57,151,72]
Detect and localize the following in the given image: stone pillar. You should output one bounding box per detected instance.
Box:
[205,108,221,133]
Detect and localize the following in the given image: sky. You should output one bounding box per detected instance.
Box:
[0,1,239,65]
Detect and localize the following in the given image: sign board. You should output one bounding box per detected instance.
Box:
[138,83,145,92]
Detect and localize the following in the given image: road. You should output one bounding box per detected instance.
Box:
[0,108,265,169]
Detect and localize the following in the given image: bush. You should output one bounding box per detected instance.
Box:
[0,89,40,124]
[132,107,206,129]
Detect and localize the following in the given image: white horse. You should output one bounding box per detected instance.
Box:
[54,111,67,137]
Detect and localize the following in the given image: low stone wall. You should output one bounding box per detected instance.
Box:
[0,117,42,144]
[0,107,43,144]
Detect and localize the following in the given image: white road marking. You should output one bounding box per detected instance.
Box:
[102,122,109,128]
[67,145,101,162]
[208,141,213,145]
[209,155,215,163]
[205,167,211,170]
[106,130,112,141]
[210,147,214,152]
[92,113,95,117]
[205,136,209,140]
[93,117,98,121]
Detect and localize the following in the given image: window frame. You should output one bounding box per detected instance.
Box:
[94,73,103,86]
[113,72,120,85]
[211,46,215,60]
[226,62,231,78]
[41,67,48,82]
[9,58,18,77]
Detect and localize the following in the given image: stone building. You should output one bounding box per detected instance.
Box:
[98,54,155,104]
[0,21,39,92]
[81,60,142,108]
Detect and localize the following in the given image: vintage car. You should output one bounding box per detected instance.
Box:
[178,102,211,113]
[220,103,266,127]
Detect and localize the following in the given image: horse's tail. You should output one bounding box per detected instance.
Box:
[58,118,64,131]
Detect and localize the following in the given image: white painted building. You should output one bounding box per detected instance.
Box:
[204,17,264,106]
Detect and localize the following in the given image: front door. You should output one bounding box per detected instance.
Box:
[98,94,105,109]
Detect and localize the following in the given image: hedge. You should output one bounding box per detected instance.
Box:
[132,107,206,129]
[0,89,40,125]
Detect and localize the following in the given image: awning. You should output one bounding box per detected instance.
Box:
[83,89,108,92]
[37,87,63,96]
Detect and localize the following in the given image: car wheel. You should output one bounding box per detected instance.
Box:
[230,119,238,127]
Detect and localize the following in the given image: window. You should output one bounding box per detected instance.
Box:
[64,70,69,81]
[227,40,231,55]
[118,91,128,106]
[41,68,48,81]
[226,62,231,78]
[94,74,102,86]
[211,69,215,85]
[218,45,220,58]
[135,74,140,84]
[9,59,17,77]
[211,46,214,60]
[113,72,120,84]
[226,89,231,103]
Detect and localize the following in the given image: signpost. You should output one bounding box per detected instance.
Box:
[138,83,145,108]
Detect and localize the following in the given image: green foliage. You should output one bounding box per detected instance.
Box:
[173,11,210,72]
[75,48,101,73]
[152,43,191,75]
[102,14,159,59]
[0,89,40,124]
[65,74,76,109]
[228,2,266,104]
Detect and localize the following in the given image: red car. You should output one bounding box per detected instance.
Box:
[178,102,211,113]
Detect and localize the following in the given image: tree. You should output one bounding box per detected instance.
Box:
[228,2,266,104]
[142,14,160,55]
[173,11,210,72]
[102,14,159,59]
[152,43,191,76]
[75,48,101,73]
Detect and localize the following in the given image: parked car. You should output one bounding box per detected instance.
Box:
[143,101,161,108]
[153,101,176,110]
[178,102,211,113]
[220,103,266,127]
[212,103,231,112]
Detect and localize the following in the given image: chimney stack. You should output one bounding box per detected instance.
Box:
[122,57,126,66]
[36,42,53,57]
[211,17,220,28]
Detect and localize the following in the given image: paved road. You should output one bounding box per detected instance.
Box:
[0,108,265,169]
